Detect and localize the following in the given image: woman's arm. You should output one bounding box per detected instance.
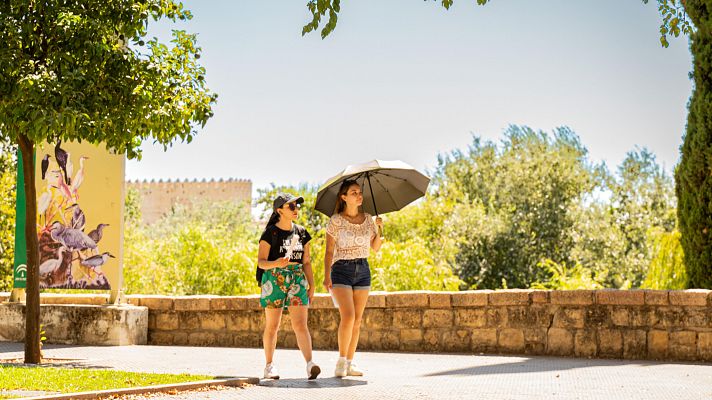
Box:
[302,243,315,301]
[257,240,289,269]
[323,233,335,290]
[370,216,384,252]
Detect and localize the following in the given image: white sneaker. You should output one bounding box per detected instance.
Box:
[307,361,321,380]
[263,363,280,379]
[347,361,364,376]
[334,358,347,377]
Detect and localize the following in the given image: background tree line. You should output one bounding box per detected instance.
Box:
[123,125,683,294]
[0,125,687,294]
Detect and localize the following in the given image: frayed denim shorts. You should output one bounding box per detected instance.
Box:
[330,258,371,290]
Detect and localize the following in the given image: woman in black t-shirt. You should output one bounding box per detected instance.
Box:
[257,193,320,380]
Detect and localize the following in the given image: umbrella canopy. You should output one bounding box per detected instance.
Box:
[315,159,430,216]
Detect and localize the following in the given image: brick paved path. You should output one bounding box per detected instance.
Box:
[2,342,711,399]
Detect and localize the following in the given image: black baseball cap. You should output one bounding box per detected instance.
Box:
[273,193,304,211]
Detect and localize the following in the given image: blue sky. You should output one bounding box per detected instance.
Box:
[126,0,693,195]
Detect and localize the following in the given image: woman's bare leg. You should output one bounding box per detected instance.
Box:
[288,305,313,362]
[347,289,369,359]
[332,287,355,357]
[263,308,283,364]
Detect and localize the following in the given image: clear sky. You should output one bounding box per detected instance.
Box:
[125,0,693,196]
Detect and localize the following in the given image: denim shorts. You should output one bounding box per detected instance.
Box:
[331,258,371,290]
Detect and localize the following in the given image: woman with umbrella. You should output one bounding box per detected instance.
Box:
[324,180,384,377]
[317,160,430,378]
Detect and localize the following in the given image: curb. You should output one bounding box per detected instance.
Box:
[19,377,260,400]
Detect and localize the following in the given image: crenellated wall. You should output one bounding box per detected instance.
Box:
[126,178,252,224]
[2,290,711,362]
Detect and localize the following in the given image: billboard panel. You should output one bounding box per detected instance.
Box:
[14,141,124,290]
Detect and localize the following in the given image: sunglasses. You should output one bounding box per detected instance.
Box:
[284,202,301,211]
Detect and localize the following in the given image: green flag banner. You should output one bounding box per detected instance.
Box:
[13,149,27,289]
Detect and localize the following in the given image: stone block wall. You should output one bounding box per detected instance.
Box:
[123,290,712,362]
[0,299,148,346]
[2,290,711,361]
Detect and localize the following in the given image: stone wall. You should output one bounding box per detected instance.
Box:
[124,290,712,361]
[0,297,148,346]
[126,178,252,224]
[2,290,711,361]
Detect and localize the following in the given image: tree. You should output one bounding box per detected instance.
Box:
[674,1,712,288]
[0,1,216,363]
[606,149,676,287]
[434,126,605,289]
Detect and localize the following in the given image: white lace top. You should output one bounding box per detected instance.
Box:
[326,213,378,263]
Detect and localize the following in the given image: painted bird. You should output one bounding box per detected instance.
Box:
[39,247,65,276]
[65,152,74,184]
[54,140,70,186]
[87,223,109,244]
[65,203,86,231]
[80,252,115,276]
[37,187,53,222]
[50,221,96,252]
[39,247,69,286]
[70,156,89,199]
[51,169,73,205]
[41,154,51,180]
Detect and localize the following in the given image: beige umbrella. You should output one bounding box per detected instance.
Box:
[315,159,430,217]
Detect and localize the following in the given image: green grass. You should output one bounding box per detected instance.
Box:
[0,365,213,398]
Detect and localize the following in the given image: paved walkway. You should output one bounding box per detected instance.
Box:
[2,342,712,399]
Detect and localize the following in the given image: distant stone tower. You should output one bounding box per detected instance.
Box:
[126,178,252,224]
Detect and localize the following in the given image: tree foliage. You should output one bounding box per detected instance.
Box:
[642,228,686,290]
[119,126,681,294]
[434,126,603,288]
[123,193,259,296]
[0,0,216,156]
[674,0,712,288]
[303,0,692,48]
[607,148,676,287]
[433,126,677,289]
[531,260,603,290]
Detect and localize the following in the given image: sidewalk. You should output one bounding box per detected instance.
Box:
[2,342,712,399]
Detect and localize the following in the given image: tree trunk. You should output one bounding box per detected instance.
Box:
[17,134,41,364]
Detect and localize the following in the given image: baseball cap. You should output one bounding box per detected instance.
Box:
[273,193,304,211]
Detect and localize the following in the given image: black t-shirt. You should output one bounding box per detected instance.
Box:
[259,223,312,264]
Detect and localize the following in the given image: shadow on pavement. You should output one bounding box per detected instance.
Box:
[423,355,712,377]
[259,377,367,389]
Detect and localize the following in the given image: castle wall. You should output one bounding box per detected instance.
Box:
[126,179,252,224]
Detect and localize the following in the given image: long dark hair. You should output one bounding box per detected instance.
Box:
[257,209,281,283]
[265,210,280,229]
[334,179,359,215]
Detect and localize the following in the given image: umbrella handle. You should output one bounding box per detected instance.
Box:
[366,172,384,239]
